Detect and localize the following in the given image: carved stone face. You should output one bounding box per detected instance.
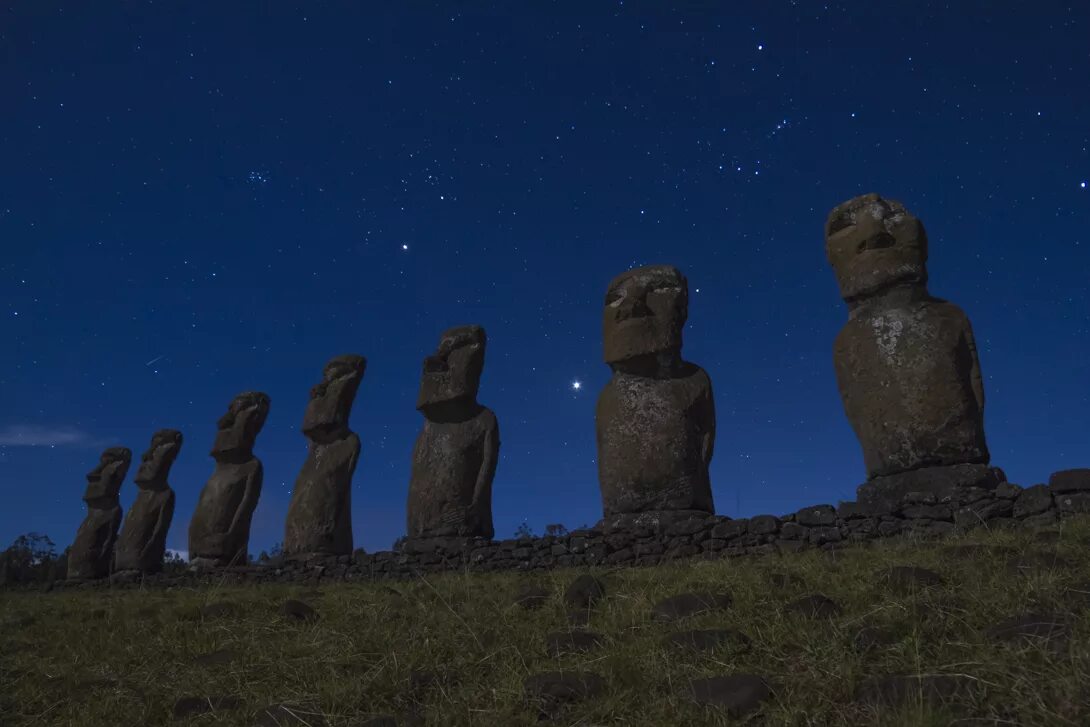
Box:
[603,265,688,364]
[416,326,486,412]
[302,354,367,441]
[211,391,270,460]
[83,447,132,502]
[134,429,183,486]
[825,193,928,302]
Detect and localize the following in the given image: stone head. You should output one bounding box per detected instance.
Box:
[211,391,270,460]
[416,326,486,413]
[83,447,132,502]
[825,193,928,302]
[602,264,688,364]
[134,429,183,487]
[302,354,367,441]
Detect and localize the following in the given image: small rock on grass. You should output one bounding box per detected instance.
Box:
[513,583,550,609]
[784,593,842,619]
[686,674,773,717]
[564,574,606,610]
[523,670,606,708]
[650,592,732,622]
[279,599,318,622]
[172,695,244,719]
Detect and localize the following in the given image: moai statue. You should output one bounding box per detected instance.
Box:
[406,326,499,540]
[283,355,366,558]
[68,447,131,580]
[595,265,716,530]
[825,193,995,512]
[114,429,182,574]
[188,392,270,568]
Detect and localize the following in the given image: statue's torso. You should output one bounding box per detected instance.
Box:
[834,298,988,477]
[69,504,122,577]
[596,365,714,515]
[189,459,263,546]
[407,407,497,537]
[115,488,174,568]
[284,433,360,553]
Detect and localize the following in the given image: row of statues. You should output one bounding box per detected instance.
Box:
[65,192,995,578]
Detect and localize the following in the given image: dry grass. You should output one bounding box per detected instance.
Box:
[3,517,1090,726]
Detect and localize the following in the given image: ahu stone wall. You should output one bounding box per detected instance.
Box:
[30,467,1089,592]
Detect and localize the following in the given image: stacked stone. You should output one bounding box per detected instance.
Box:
[114,429,182,574]
[824,193,999,514]
[67,447,131,580]
[594,265,716,531]
[27,466,1090,592]
[188,391,270,569]
[406,325,500,542]
[283,355,367,559]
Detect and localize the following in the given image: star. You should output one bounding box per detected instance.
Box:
[402,244,409,250]
[571,380,582,391]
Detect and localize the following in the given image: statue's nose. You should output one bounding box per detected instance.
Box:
[617,293,652,321]
[859,232,896,252]
[423,355,449,373]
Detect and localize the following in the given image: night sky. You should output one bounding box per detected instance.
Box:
[1,3,1087,559]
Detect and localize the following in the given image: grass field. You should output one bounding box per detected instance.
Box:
[3,517,1090,726]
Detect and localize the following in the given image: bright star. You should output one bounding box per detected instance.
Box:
[1081,181,1087,189]
[402,244,409,250]
[571,380,582,391]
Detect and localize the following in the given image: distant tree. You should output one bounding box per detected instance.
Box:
[544,523,568,537]
[3,532,59,583]
[268,541,283,558]
[161,550,188,575]
[514,521,535,538]
[8,533,56,563]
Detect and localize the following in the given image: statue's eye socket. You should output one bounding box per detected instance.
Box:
[827,214,853,235]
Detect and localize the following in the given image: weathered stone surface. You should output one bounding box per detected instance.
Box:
[68,447,131,580]
[596,265,715,521]
[855,463,999,516]
[650,592,732,622]
[406,326,499,539]
[1014,484,1053,517]
[172,695,244,719]
[685,674,772,716]
[795,505,837,526]
[785,594,842,619]
[284,355,366,557]
[280,599,317,622]
[826,194,990,494]
[1049,469,1090,493]
[513,583,550,609]
[114,430,181,574]
[188,392,270,568]
[523,671,606,711]
[564,574,606,610]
